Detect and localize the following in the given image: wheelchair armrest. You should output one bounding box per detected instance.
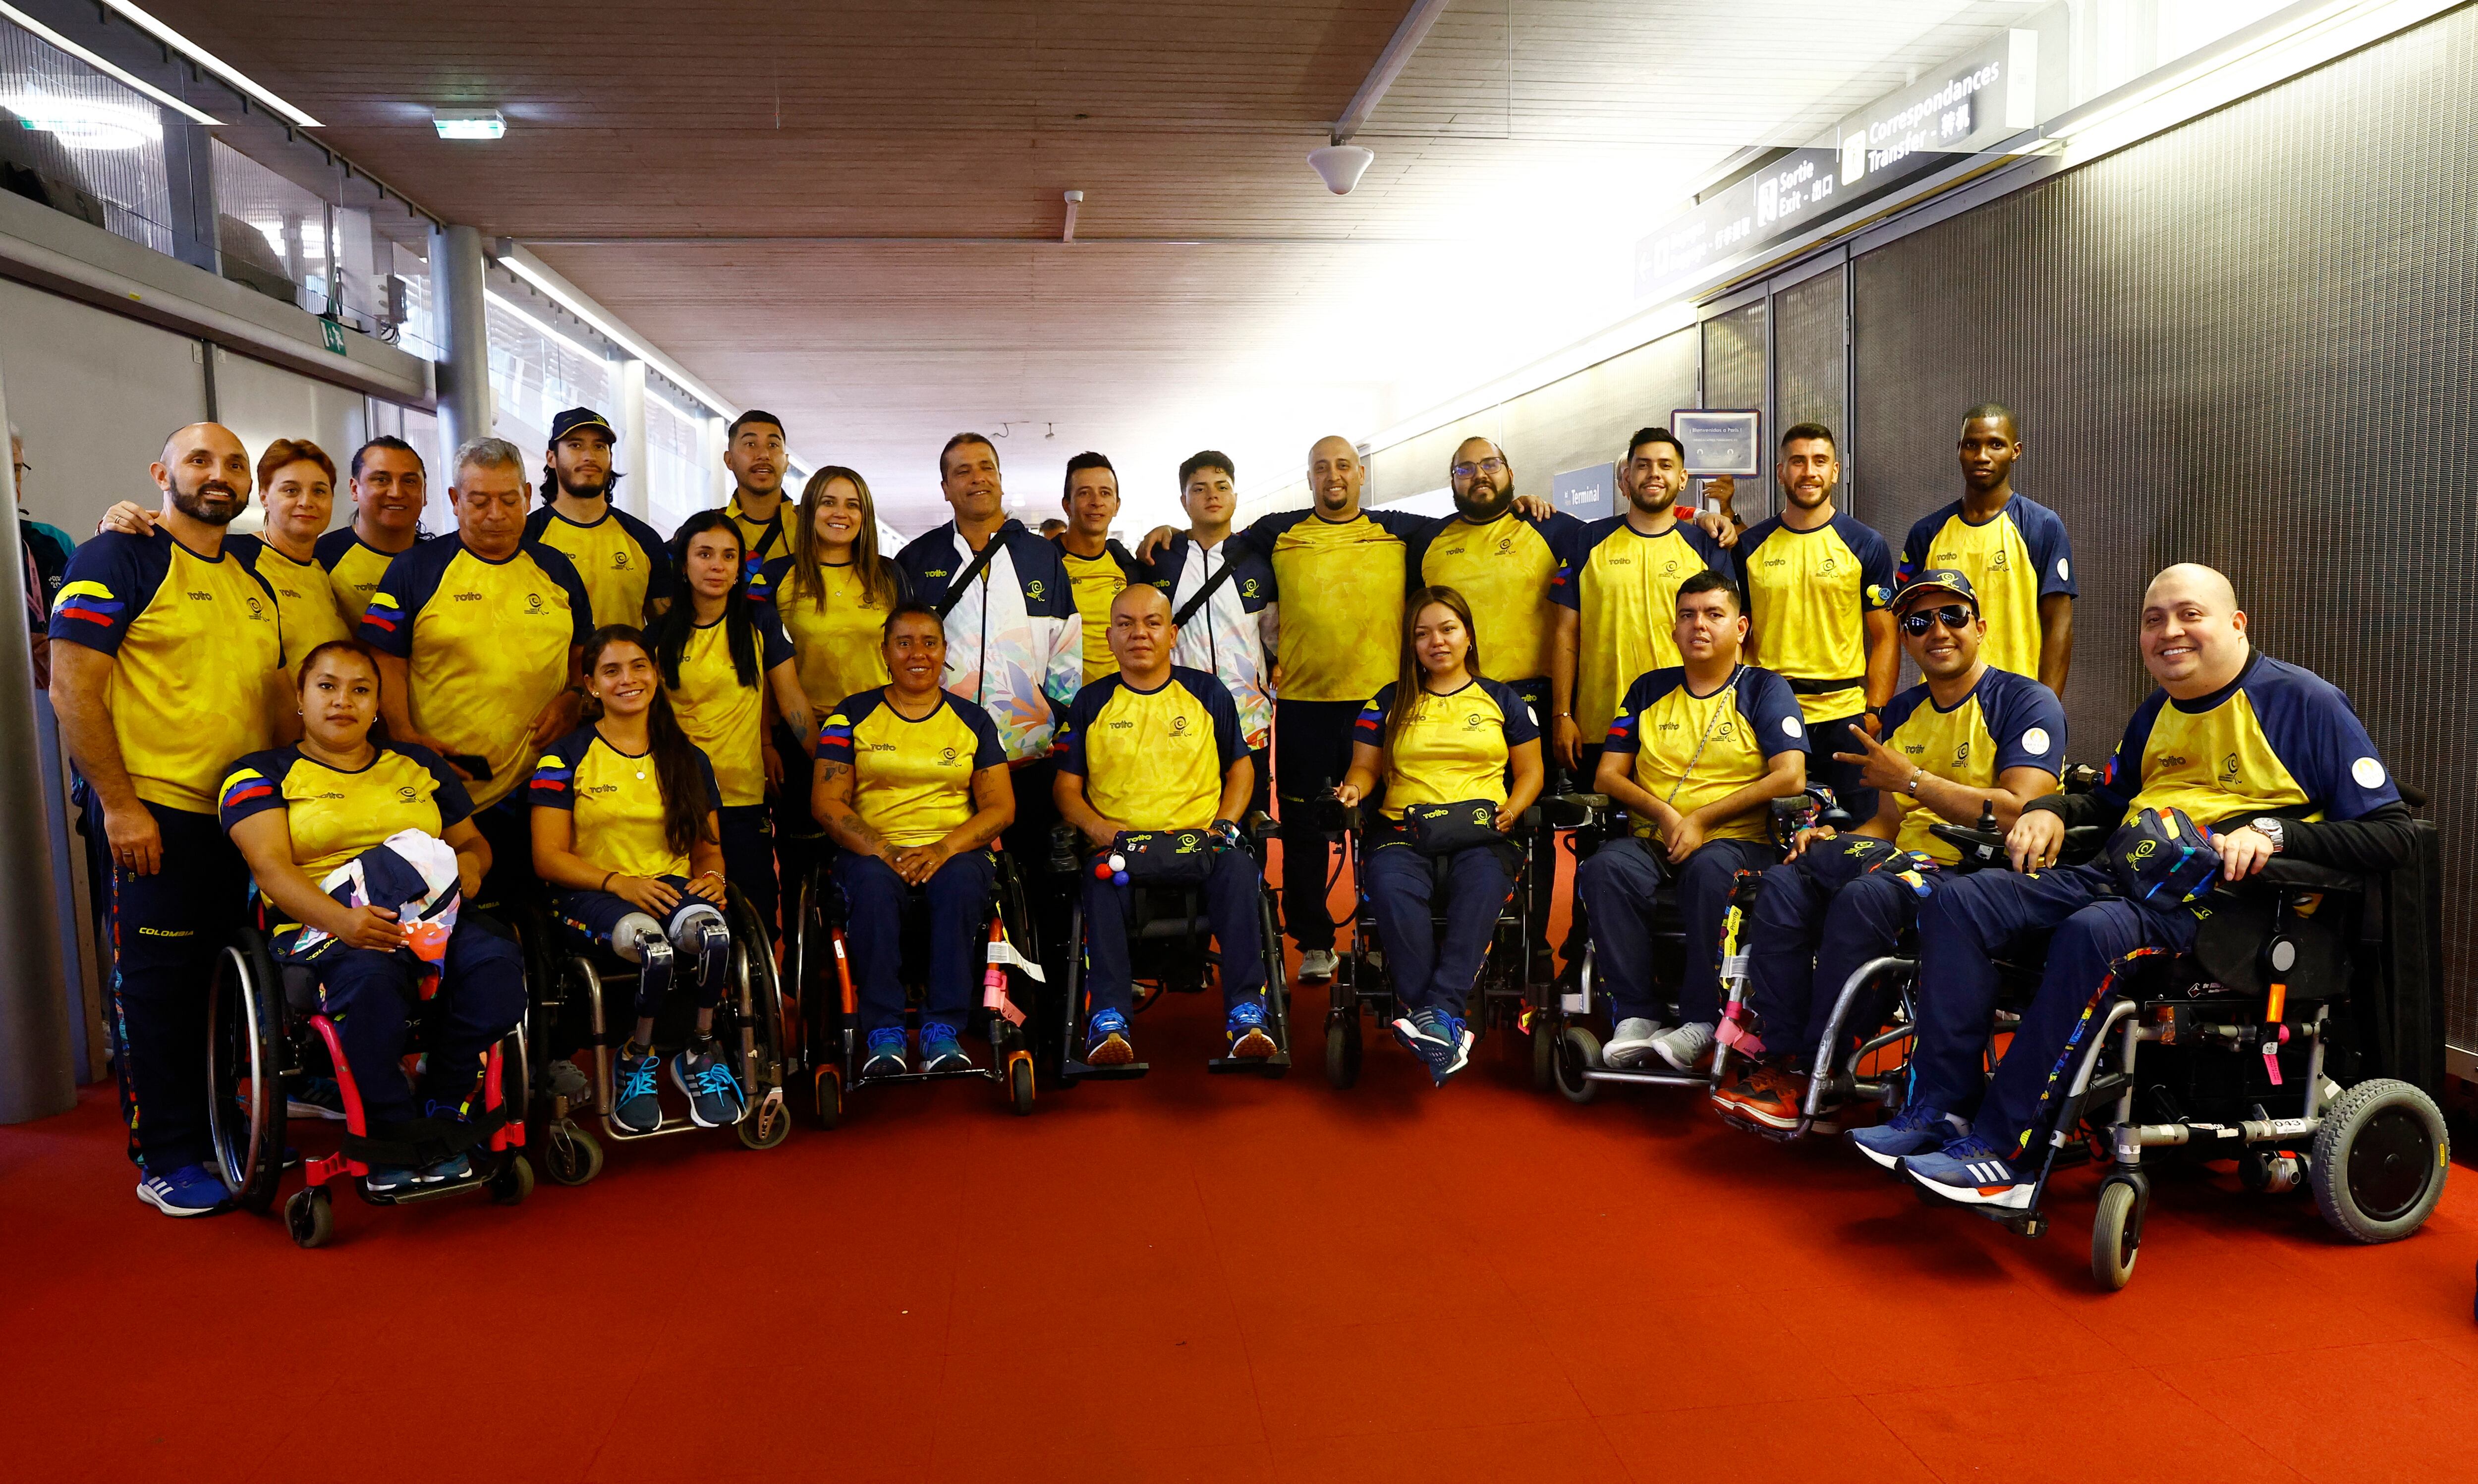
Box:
[1927,820,2007,865]
[2249,857,2373,894]
[1244,809,1279,841]
[2058,826,2107,864]
[1536,793,1600,828]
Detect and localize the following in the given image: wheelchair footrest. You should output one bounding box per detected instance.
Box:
[1207,1051,1291,1075]
[1061,1057,1150,1082]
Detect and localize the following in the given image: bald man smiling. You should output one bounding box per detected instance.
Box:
[1855,564,2419,1209]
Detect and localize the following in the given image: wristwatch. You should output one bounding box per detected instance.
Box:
[1905,768,1924,796]
[2250,817,2286,852]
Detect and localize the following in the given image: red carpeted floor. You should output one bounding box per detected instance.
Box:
[5,865,2476,1484]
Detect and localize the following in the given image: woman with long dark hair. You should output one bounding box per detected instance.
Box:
[765,465,907,714]
[219,638,523,1195]
[645,510,813,934]
[1332,586,1543,1087]
[530,625,745,1133]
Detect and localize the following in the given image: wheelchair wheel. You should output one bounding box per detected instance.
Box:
[1324,1015,1361,1090]
[726,886,791,1123]
[812,1065,844,1129]
[1530,1020,1557,1092]
[2309,1078,2449,1244]
[285,1187,332,1249]
[1554,1026,1602,1104]
[2092,1178,2142,1290]
[738,1090,793,1149]
[206,932,288,1214]
[1008,1050,1036,1116]
[489,1153,535,1205]
[542,1121,604,1186]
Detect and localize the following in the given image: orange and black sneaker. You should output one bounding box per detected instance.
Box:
[1712,1062,1804,1132]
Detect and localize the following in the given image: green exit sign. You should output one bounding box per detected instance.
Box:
[319,319,345,355]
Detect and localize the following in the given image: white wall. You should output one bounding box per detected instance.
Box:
[214,346,367,535]
[0,278,209,539]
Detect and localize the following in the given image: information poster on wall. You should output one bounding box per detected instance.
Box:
[1550,462,1614,520]
[1671,410,1761,477]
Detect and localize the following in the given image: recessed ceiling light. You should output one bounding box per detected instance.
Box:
[433,108,507,140]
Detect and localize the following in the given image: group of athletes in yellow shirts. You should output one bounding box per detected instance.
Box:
[53,397,2413,1220]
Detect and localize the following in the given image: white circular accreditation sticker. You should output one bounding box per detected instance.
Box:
[2352,757,2386,789]
[1783,717,1803,738]
[2023,727,2052,757]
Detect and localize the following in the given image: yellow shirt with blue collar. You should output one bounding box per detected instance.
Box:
[2089,649,2398,829]
[522,503,676,631]
[818,688,1010,848]
[1408,509,1583,686]
[1354,676,1541,819]
[529,724,723,880]
[1875,666,2066,863]
[1054,666,1246,832]
[1737,512,1893,724]
[1896,493,2074,681]
[1601,664,1806,843]
[1554,515,1738,743]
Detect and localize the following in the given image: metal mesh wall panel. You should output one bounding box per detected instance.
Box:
[1852,8,2478,1055]
[1774,264,1847,457]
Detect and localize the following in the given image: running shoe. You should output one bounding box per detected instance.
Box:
[134,1163,231,1217]
[1604,1017,1661,1068]
[1085,1009,1134,1065]
[543,1057,593,1109]
[422,1151,474,1184]
[670,1039,749,1129]
[364,1164,425,1195]
[1903,1134,2035,1211]
[1847,1101,1968,1171]
[862,1027,910,1078]
[285,1077,347,1121]
[1296,949,1339,984]
[1390,1007,1447,1055]
[1226,1000,1277,1059]
[1712,1062,1805,1131]
[1649,1021,1715,1072]
[920,1021,972,1072]
[612,1047,663,1133]
[1435,1013,1473,1083]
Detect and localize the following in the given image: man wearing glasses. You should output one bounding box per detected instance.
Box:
[1711,569,2064,1132]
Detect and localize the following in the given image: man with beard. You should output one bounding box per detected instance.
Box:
[522,407,674,629]
[719,410,793,600]
[49,422,294,1216]
[1408,436,1580,971]
[1735,424,1897,819]
[1895,404,2075,696]
[315,437,430,623]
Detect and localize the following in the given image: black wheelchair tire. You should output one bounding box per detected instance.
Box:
[286,1187,332,1250]
[207,932,288,1215]
[1325,1015,1361,1091]
[2310,1078,2450,1244]
[1009,1052,1036,1116]
[1530,1019,1557,1092]
[489,1153,534,1205]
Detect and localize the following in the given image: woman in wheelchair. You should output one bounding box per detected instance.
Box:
[810,601,1014,1078]
[645,510,815,936]
[1333,586,1542,1086]
[530,625,747,1134]
[217,638,525,1193]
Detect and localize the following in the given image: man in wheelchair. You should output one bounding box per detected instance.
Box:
[1715,570,2065,1130]
[1054,584,1272,1066]
[1580,570,1808,1071]
[1871,564,2418,1207]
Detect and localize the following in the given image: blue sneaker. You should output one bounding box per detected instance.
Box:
[1084,1008,1133,1066]
[134,1162,232,1217]
[670,1041,749,1128]
[1848,1100,1969,1172]
[286,1077,347,1121]
[1392,1008,1462,1086]
[1226,1000,1276,1059]
[613,1047,663,1133]
[1389,1007,1447,1054]
[365,1164,425,1194]
[422,1151,473,1184]
[1436,1014,1473,1082]
[1902,1133,2036,1212]
[920,1021,972,1073]
[862,1027,910,1077]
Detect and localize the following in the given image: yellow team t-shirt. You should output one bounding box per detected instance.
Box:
[764,557,900,712]
[50,530,284,812]
[818,689,1008,849]
[1054,668,1244,832]
[522,504,672,631]
[314,527,415,624]
[1354,677,1541,819]
[1601,665,1807,844]
[1896,494,2075,682]
[530,725,720,879]
[217,740,474,879]
[1240,508,1424,704]
[1557,516,1737,743]
[1875,666,2064,863]
[1414,512,1575,685]
[663,606,795,808]
[1059,545,1130,684]
[238,536,350,680]
[1737,513,1893,723]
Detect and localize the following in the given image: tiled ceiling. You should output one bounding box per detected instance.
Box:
[144,0,2046,534]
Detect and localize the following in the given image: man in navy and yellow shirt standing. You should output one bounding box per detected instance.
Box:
[1736,423,1897,820]
[719,410,794,601]
[1054,584,1269,1068]
[1579,570,1806,1074]
[1716,570,2063,1131]
[1051,451,1144,685]
[521,406,674,630]
[1876,565,2415,1209]
[1896,404,2075,696]
[315,437,429,624]
[362,437,592,906]
[49,422,292,1216]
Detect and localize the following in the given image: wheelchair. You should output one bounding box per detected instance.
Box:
[785,847,1043,1123]
[205,915,532,1249]
[1323,798,1547,1090]
[1539,789,1832,1104]
[1941,815,2453,1290]
[520,882,793,1178]
[1047,818,1292,1083]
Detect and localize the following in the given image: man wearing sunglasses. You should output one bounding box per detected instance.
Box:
[1713,570,2063,1131]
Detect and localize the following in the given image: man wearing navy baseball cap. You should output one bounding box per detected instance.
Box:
[523,406,675,629]
[1713,567,2067,1134]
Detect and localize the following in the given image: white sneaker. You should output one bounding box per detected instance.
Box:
[1651,1021,1716,1072]
[1297,948,1339,983]
[1604,1017,1661,1068]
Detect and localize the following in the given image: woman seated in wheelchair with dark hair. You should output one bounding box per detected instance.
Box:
[530,624,745,1134]
[218,638,524,1193]
[1333,586,1542,1087]
[811,600,1014,1078]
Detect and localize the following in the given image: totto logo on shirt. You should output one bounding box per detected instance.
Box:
[527,593,545,612]
[2219,753,2241,783]
[1953,742,1971,764]
[1988,549,2010,571]
[1496,538,1513,554]
[585,781,619,796]
[612,551,630,569]
[246,596,266,617]
[940,747,959,765]
[452,591,483,603]
[1026,580,1045,600]
[397,785,418,802]
[1820,556,1838,575]
[1463,712,1485,730]
[1240,579,1259,598]
[1170,716,1189,735]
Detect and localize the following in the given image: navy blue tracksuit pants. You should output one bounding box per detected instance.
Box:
[311,921,526,1129]
[1078,845,1267,1020]
[1577,835,1775,1025]
[1363,839,1513,1019]
[1912,862,2197,1155]
[92,798,249,1171]
[1742,862,1931,1066]
[834,847,995,1034]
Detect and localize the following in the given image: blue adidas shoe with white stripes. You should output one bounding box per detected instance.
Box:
[1901,1133,2035,1212]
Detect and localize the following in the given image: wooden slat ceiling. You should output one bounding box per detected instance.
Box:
[146,0,2046,533]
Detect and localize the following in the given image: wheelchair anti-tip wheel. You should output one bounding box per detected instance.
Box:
[1554,1026,1602,1105]
[2091,1177,2145,1290]
[285,1187,333,1250]
[2309,1078,2450,1244]
[542,1122,604,1186]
